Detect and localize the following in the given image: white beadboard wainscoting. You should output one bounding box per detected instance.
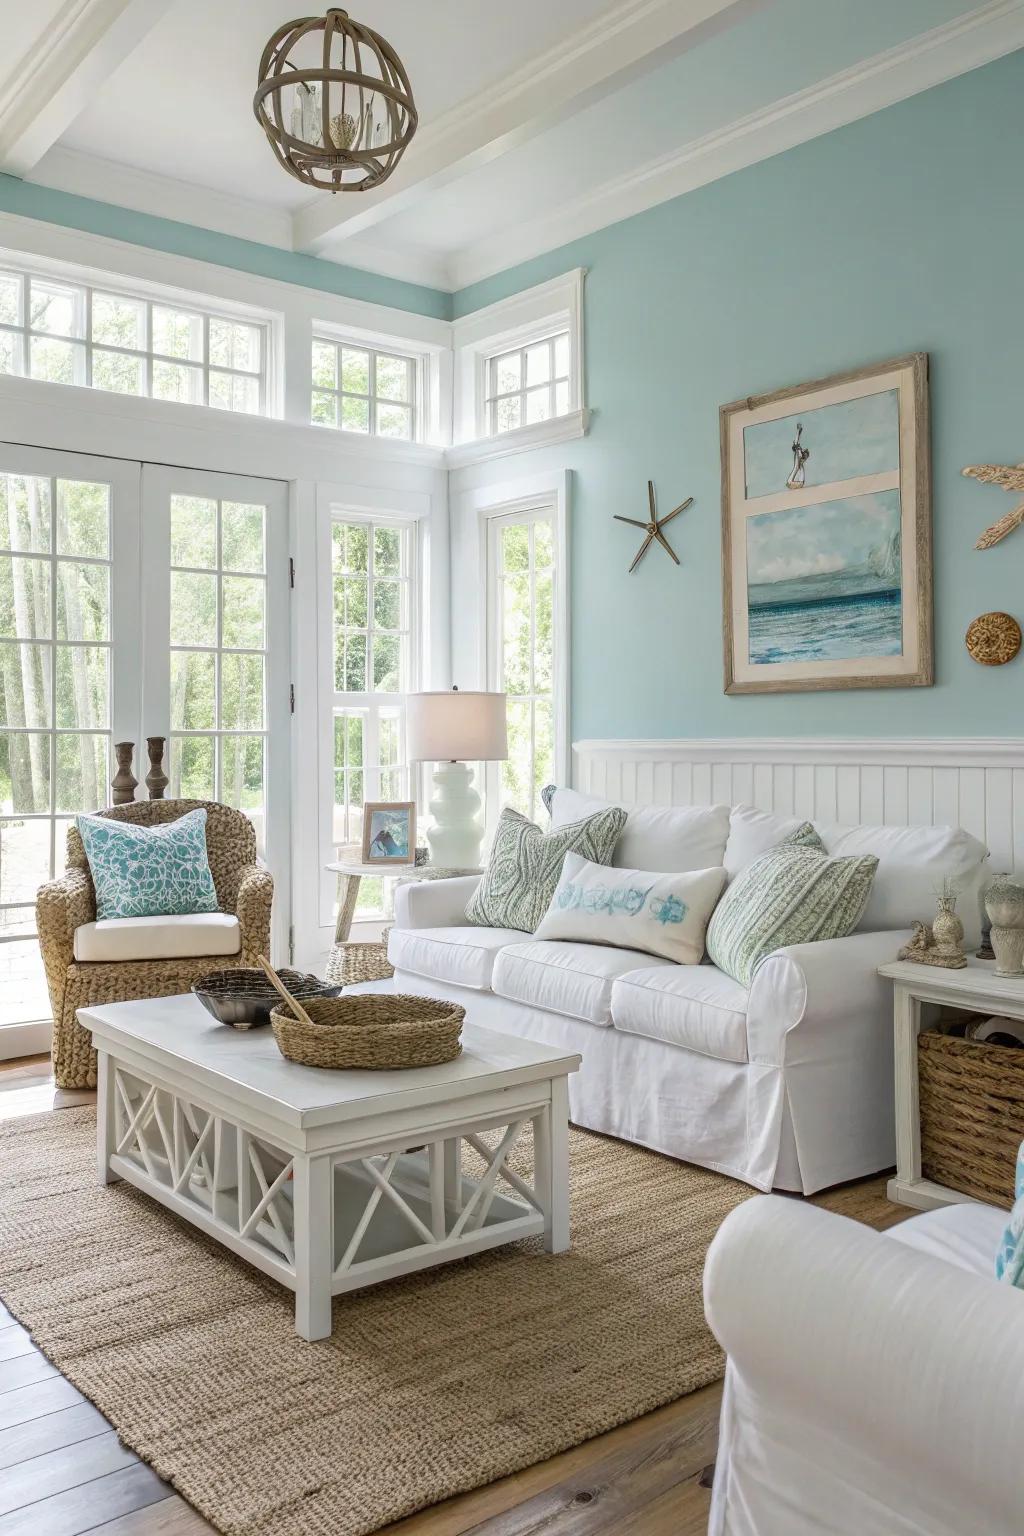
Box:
[573,739,1024,871]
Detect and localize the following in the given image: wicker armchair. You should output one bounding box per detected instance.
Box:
[36,800,273,1089]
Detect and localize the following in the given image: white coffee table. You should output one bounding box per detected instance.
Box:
[80,995,580,1340]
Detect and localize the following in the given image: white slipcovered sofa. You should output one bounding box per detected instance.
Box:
[704,1196,1023,1536]
[376,792,987,1194]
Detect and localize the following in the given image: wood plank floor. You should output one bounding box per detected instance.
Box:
[0,1054,903,1536]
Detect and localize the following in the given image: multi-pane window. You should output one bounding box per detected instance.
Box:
[312,338,416,440]
[332,517,414,913]
[486,332,570,436]
[489,512,556,823]
[0,473,112,1024]
[0,267,267,414]
[167,495,269,848]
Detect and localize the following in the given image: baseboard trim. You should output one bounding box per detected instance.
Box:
[0,1019,52,1062]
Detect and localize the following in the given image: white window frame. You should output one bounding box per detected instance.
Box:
[312,315,446,448]
[315,489,425,926]
[451,270,587,467]
[464,469,570,835]
[311,334,420,442]
[484,329,571,438]
[0,257,272,416]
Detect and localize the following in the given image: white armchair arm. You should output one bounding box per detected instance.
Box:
[746,927,911,1066]
[705,1197,1024,1536]
[393,875,482,930]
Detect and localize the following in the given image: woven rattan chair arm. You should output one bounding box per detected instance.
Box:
[235,863,273,963]
[36,867,95,1025]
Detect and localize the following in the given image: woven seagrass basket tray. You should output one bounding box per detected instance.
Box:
[919,1027,1024,1205]
[270,992,464,1070]
[324,930,394,988]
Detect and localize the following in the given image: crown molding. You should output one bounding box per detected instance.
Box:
[449,0,1024,289]
[0,0,165,177]
[32,144,295,250]
[292,0,752,253]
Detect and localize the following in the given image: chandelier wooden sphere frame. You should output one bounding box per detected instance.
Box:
[254,8,417,194]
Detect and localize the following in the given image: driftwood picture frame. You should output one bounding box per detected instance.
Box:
[720,353,932,694]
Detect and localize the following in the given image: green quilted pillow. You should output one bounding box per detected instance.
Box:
[705,822,877,986]
[466,805,627,933]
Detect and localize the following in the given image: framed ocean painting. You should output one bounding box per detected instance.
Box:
[720,353,932,694]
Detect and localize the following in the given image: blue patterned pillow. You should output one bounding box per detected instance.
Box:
[995,1141,1024,1288]
[76,809,219,921]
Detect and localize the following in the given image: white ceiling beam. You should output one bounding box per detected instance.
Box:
[291,0,763,255]
[0,0,167,177]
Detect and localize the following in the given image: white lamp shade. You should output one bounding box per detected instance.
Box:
[406,690,508,762]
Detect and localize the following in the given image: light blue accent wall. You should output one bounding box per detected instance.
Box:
[455,50,1024,739]
[0,175,451,320]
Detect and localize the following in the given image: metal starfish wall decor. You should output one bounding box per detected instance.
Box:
[962,460,1024,549]
[615,481,693,573]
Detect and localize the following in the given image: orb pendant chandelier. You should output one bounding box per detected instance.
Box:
[254,8,417,194]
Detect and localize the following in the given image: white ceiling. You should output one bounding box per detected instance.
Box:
[0,0,1021,293]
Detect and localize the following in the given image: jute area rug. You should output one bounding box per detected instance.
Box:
[0,1108,891,1536]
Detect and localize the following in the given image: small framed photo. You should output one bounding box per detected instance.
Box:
[361,802,417,865]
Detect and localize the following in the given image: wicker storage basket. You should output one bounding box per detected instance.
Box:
[324,929,394,987]
[918,1028,1024,1205]
[270,992,464,1070]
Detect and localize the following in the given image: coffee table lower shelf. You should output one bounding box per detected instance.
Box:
[97,1049,566,1340]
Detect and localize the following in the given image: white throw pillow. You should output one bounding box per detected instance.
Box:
[725,804,990,946]
[546,787,730,874]
[534,851,726,966]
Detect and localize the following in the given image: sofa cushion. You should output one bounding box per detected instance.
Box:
[534,851,726,966]
[387,924,526,991]
[546,787,730,873]
[726,804,990,946]
[611,963,749,1063]
[73,912,240,963]
[492,940,673,1028]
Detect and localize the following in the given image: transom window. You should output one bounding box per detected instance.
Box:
[487,509,556,822]
[0,267,267,414]
[331,516,415,914]
[486,332,570,436]
[312,338,416,441]
[167,495,269,846]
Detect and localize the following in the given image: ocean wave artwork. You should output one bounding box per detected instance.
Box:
[746,490,903,665]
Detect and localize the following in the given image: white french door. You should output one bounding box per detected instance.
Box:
[140,466,290,957]
[0,446,290,1048]
[0,444,141,1039]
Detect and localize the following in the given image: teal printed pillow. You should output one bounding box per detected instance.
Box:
[466,805,627,933]
[77,809,219,921]
[995,1140,1024,1288]
[706,824,877,986]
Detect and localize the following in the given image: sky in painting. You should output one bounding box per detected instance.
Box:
[743,388,900,498]
[746,489,902,586]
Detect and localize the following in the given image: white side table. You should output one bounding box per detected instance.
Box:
[879,957,1024,1211]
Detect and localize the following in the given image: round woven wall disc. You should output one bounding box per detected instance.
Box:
[965,611,1022,666]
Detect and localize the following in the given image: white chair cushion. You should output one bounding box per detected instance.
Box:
[611,962,749,1063]
[547,787,729,873]
[387,925,526,991]
[73,912,240,963]
[885,1200,1008,1279]
[492,940,673,1028]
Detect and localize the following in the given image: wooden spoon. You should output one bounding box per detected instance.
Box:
[258,955,317,1027]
